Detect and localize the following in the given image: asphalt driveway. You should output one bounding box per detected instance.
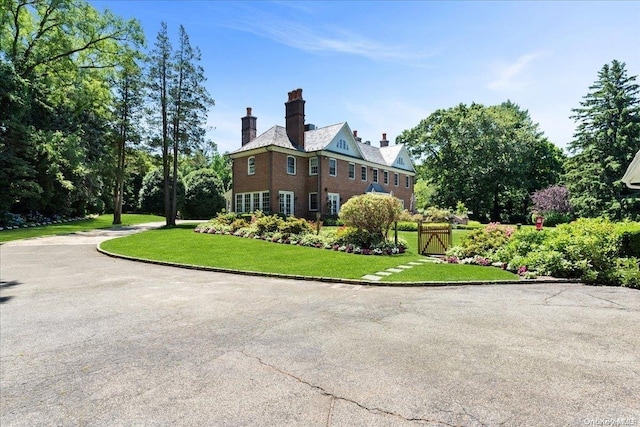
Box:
[1,228,639,426]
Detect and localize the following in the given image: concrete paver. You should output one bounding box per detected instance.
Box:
[1,226,639,426]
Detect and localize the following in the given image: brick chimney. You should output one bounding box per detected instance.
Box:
[241,107,257,146]
[380,133,389,147]
[353,130,362,143]
[285,88,305,149]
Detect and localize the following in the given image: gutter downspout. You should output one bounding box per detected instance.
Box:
[317,154,322,217]
[266,146,273,213]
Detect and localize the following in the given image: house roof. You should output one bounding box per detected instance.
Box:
[304,122,345,152]
[232,125,301,153]
[230,121,414,171]
[622,150,640,189]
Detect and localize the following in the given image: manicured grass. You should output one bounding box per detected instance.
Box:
[0,214,165,243]
[100,225,518,282]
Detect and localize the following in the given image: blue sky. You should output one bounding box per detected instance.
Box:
[91,0,640,155]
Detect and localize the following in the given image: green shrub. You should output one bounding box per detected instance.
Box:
[138,168,185,215]
[547,218,620,278]
[255,214,285,235]
[230,218,249,231]
[532,211,571,227]
[617,222,640,257]
[422,206,452,223]
[335,226,384,249]
[455,222,514,258]
[280,216,312,235]
[611,258,640,289]
[183,169,225,219]
[495,228,550,262]
[396,221,418,231]
[339,194,403,242]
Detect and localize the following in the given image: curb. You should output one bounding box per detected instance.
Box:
[96,243,581,288]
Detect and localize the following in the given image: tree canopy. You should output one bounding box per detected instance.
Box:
[0,0,143,215]
[564,60,640,220]
[397,101,565,223]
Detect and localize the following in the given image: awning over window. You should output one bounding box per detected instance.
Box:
[622,150,640,189]
[364,183,389,194]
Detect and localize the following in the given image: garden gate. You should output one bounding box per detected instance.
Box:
[418,223,452,255]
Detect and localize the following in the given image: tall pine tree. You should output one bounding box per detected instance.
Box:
[565,60,640,220]
[146,23,213,226]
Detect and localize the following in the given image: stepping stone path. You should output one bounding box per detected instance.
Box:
[361,257,442,281]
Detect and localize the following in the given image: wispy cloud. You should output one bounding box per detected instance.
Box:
[219,6,432,63]
[487,52,545,91]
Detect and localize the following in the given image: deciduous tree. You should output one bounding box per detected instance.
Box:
[397,102,564,222]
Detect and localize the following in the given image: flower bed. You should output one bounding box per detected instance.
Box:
[194,211,407,256]
[444,219,640,288]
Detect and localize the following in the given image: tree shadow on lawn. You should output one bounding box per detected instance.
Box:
[0,280,21,304]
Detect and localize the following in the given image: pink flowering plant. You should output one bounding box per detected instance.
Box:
[194,198,408,256]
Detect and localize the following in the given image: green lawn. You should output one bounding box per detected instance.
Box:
[0,214,165,243]
[100,225,518,283]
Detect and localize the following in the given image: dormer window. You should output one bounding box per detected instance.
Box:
[248,157,255,175]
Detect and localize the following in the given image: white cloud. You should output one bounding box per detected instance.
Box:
[220,8,431,63]
[487,52,545,91]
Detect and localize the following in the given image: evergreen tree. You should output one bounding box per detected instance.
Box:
[565,60,640,220]
[146,23,213,226]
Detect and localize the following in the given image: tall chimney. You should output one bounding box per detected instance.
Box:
[241,107,257,146]
[285,88,305,149]
[353,130,362,143]
[380,132,389,147]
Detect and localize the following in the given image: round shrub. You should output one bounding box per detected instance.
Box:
[183,169,226,220]
[339,194,403,242]
[138,168,185,215]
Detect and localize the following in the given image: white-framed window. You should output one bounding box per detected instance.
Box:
[373,169,379,183]
[329,158,337,176]
[235,191,270,213]
[397,157,405,166]
[279,191,294,216]
[348,163,355,179]
[361,165,367,181]
[406,176,411,188]
[383,170,389,185]
[248,157,255,175]
[327,193,340,215]
[287,156,296,175]
[309,157,318,175]
[309,192,319,211]
[394,173,399,186]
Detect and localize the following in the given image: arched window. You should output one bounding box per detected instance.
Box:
[287,156,296,175]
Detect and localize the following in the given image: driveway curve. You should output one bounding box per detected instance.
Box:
[1,225,639,426]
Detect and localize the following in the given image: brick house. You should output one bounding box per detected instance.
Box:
[229,89,415,218]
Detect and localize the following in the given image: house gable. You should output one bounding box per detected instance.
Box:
[380,145,415,172]
[320,123,364,160]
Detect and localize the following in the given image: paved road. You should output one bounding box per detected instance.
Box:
[1,227,639,426]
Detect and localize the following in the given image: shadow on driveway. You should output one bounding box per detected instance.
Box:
[0,280,21,304]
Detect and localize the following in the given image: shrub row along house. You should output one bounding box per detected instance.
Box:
[229,89,416,218]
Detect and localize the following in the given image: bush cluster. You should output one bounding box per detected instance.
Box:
[0,211,91,230]
[194,212,407,256]
[446,218,640,288]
